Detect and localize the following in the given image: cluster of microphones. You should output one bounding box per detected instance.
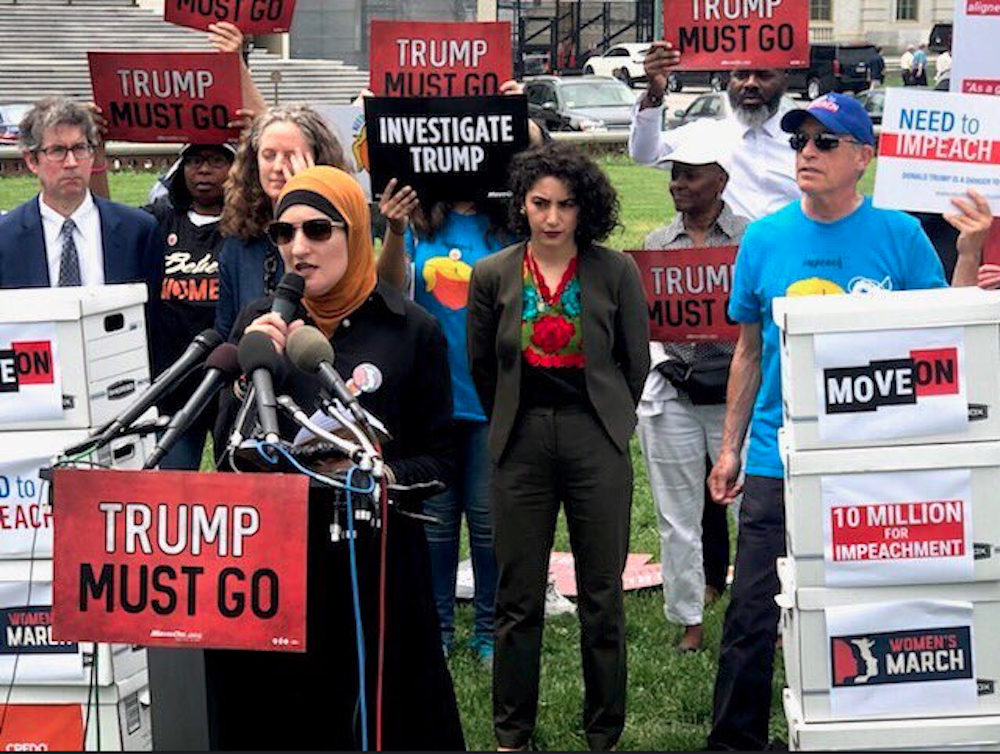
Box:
[60,273,384,478]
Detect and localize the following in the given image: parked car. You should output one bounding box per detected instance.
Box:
[667,70,730,93]
[0,103,31,145]
[786,43,879,100]
[929,23,953,53]
[581,43,649,88]
[852,87,885,125]
[663,92,801,130]
[524,75,639,132]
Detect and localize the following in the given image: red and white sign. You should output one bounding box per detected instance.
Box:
[0,323,62,425]
[827,599,977,718]
[813,326,969,442]
[0,705,84,752]
[821,469,974,587]
[874,88,1000,216]
[88,51,242,144]
[548,551,663,596]
[628,246,740,343]
[369,20,512,97]
[950,0,1000,95]
[52,469,308,652]
[662,0,808,70]
[165,0,297,34]
[0,452,54,558]
[0,582,84,684]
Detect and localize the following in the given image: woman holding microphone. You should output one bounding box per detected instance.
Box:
[467,142,650,751]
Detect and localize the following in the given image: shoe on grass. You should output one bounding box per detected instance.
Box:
[544,576,576,617]
[470,634,495,665]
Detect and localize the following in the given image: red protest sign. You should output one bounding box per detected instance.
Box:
[628,246,740,342]
[52,469,308,652]
[165,0,297,34]
[984,219,1000,265]
[663,0,809,70]
[370,20,512,97]
[88,51,242,143]
[830,501,965,562]
[0,705,83,752]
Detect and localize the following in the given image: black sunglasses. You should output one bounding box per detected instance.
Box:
[266,218,343,245]
[789,132,860,152]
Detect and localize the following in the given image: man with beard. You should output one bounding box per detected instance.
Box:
[629,41,800,221]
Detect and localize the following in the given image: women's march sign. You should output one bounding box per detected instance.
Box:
[165,0,297,34]
[369,20,512,97]
[627,247,740,342]
[52,469,308,652]
[88,51,242,143]
[662,0,808,69]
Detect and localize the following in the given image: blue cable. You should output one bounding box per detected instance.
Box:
[254,442,372,750]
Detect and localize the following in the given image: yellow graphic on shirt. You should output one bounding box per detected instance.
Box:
[424,256,473,310]
[353,123,369,172]
[786,277,845,297]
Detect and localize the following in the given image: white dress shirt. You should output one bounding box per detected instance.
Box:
[629,101,801,221]
[39,191,105,286]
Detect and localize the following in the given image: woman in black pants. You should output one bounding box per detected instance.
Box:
[467,143,650,751]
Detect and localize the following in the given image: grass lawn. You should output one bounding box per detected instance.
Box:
[0,152,881,749]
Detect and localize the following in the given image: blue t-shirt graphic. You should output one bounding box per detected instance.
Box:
[407,211,507,422]
[728,198,948,478]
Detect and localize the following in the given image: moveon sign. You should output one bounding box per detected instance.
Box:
[824,347,959,414]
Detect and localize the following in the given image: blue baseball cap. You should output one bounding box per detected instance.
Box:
[780,93,876,146]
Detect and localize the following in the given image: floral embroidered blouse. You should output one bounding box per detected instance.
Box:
[521,250,585,368]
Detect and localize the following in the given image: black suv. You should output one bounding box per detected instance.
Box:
[787,43,880,100]
[929,23,952,53]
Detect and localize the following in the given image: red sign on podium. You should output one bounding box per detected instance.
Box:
[52,469,308,652]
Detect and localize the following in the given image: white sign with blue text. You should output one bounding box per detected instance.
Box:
[873,88,1000,216]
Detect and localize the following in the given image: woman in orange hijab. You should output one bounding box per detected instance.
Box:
[206,166,464,750]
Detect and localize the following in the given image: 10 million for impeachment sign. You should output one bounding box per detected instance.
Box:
[51,469,308,652]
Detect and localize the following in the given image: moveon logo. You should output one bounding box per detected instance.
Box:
[0,341,55,393]
[823,347,959,413]
[831,626,973,687]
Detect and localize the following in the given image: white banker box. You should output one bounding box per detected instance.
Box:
[774,287,1000,451]
[777,558,1000,724]
[0,284,150,432]
[781,432,1000,588]
[784,689,1000,751]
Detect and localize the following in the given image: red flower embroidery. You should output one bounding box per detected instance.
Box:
[531,315,575,353]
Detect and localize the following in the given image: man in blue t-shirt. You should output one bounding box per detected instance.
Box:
[705,93,990,750]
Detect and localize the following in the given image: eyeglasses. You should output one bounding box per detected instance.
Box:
[35,143,94,162]
[789,132,860,152]
[183,153,231,169]
[266,218,344,245]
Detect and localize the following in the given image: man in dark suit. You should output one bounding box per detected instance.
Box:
[0,97,161,298]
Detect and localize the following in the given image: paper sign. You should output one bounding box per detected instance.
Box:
[165,0,297,34]
[369,20,512,97]
[0,705,84,752]
[950,0,1000,95]
[0,322,62,424]
[827,599,977,717]
[0,452,55,558]
[313,104,372,201]
[874,88,1000,216]
[52,469,308,652]
[813,326,969,442]
[364,95,529,201]
[663,0,809,70]
[628,246,740,343]
[821,468,974,587]
[0,582,84,683]
[88,51,242,144]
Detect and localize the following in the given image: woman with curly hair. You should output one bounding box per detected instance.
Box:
[215,104,351,339]
[466,142,650,751]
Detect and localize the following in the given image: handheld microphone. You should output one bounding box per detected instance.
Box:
[272,272,306,322]
[285,325,368,428]
[84,328,224,453]
[237,331,284,444]
[144,343,241,469]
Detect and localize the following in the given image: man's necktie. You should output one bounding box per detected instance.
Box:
[58,218,82,287]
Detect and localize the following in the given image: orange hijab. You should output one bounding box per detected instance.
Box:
[275,166,377,337]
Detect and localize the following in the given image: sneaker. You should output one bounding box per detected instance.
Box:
[469,634,494,665]
[544,576,576,617]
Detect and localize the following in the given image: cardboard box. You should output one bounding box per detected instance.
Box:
[778,558,1000,723]
[774,288,1000,452]
[782,434,1000,587]
[784,688,1000,751]
[0,285,150,432]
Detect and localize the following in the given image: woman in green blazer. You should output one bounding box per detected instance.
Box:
[467,142,650,751]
